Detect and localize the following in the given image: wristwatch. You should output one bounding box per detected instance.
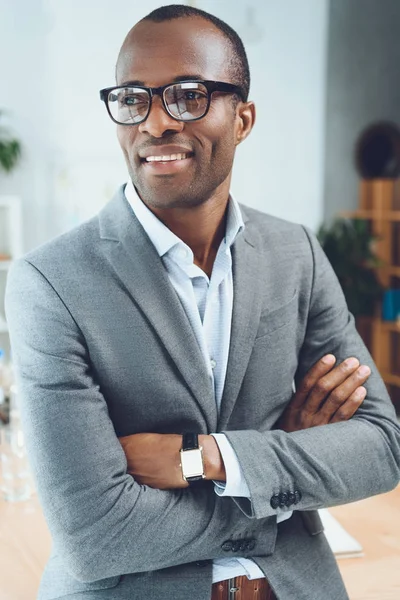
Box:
[180,433,206,485]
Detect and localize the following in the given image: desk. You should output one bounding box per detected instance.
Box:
[0,487,399,599]
[0,494,51,600]
[330,485,400,600]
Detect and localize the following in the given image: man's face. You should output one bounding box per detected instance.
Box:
[116,16,245,211]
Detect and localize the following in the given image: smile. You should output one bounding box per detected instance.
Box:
[141,153,194,174]
[144,152,193,163]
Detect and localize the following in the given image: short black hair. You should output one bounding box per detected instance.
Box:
[142,4,250,101]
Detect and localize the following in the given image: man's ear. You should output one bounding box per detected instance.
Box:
[235,101,256,146]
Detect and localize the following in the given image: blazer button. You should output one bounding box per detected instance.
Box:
[221,541,233,552]
[288,492,296,506]
[279,492,289,508]
[270,494,280,509]
[238,540,248,552]
[294,490,302,504]
[247,539,256,551]
[232,540,241,552]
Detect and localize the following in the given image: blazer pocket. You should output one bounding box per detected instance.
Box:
[255,291,299,340]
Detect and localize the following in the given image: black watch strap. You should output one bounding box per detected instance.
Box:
[182,432,199,451]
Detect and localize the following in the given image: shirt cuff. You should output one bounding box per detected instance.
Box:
[210,433,251,497]
[210,434,294,524]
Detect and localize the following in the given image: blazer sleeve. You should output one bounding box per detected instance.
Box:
[223,226,400,519]
[4,258,275,582]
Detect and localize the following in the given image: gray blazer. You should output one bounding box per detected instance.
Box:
[5,186,400,600]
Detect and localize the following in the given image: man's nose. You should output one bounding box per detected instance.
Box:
[138,95,184,137]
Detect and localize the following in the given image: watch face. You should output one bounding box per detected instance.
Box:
[180,448,204,478]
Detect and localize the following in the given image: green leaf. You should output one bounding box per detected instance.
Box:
[0,139,21,172]
[0,110,22,172]
[317,218,384,317]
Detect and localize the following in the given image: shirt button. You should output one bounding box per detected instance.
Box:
[210,359,217,369]
[178,247,189,260]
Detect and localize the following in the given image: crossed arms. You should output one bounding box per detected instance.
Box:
[4,231,400,582]
[118,354,372,489]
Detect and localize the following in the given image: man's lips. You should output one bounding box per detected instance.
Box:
[139,144,194,162]
[141,154,194,174]
[138,144,195,174]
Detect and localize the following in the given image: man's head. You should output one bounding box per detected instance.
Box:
[111,4,255,211]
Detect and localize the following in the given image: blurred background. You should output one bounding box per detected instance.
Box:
[0,1,400,599]
[2,0,400,403]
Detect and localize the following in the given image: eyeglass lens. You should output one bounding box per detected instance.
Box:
[107,82,209,124]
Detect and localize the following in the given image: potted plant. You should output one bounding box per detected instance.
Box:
[317,218,384,318]
[0,111,21,173]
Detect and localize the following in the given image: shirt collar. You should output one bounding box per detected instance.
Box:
[124,180,245,259]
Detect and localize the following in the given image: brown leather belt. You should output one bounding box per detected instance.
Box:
[211,576,276,600]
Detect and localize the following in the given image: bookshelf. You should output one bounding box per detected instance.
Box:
[343,179,400,409]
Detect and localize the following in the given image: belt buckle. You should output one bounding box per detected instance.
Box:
[228,578,239,599]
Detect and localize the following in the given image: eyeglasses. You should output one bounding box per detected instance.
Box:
[99,80,244,126]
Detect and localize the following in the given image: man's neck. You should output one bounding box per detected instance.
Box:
[152,199,229,277]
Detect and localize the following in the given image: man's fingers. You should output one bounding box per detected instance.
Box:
[328,386,367,423]
[292,354,336,408]
[298,357,361,413]
[319,365,371,420]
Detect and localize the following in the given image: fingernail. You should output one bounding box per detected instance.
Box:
[355,386,367,399]
[358,365,371,376]
[345,357,359,368]
[322,354,336,365]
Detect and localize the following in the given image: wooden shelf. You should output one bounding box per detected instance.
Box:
[387,266,400,277]
[382,373,400,387]
[341,210,400,221]
[380,321,400,333]
[349,181,400,408]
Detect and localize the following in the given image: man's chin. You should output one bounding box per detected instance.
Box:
[140,194,206,211]
[132,175,207,211]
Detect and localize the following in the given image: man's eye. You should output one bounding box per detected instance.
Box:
[121,95,148,106]
[184,91,203,101]
[123,96,138,106]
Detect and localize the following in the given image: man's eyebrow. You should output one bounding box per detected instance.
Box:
[119,74,205,87]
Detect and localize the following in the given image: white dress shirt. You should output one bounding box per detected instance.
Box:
[124,181,292,583]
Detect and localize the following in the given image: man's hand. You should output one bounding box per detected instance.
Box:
[118,432,225,489]
[119,354,370,489]
[118,433,186,489]
[275,354,370,433]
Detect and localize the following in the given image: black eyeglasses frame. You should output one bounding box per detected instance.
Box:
[99,80,245,126]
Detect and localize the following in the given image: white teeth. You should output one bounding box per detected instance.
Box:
[145,153,190,162]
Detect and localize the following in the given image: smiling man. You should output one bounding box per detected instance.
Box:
[5,4,400,600]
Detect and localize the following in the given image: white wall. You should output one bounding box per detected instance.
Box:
[0,0,51,251]
[0,0,329,251]
[323,0,400,223]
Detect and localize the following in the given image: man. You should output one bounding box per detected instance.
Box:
[5,5,400,600]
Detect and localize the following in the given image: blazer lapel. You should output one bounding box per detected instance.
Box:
[217,210,265,431]
[98,187,218,432]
